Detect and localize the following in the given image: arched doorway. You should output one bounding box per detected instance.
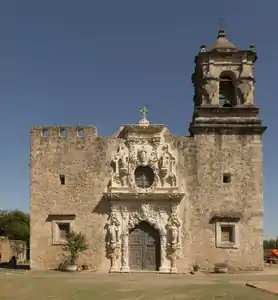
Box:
[129,221,161,271]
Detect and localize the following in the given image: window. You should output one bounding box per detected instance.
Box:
[58,223,70,240]
[215,221,239,249]
[223,173,231,183]
[49,214,75,245]
[219,73,237,107]
[221,226,234,243]
[59,174,65,185]
[134,166,155,188]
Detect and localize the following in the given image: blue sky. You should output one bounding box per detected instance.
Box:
[0,1,277,238]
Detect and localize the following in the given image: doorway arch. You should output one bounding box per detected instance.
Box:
[128,221,161,271]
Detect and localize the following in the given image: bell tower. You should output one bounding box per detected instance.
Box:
[190,28,266,134]
[188,29,266,271]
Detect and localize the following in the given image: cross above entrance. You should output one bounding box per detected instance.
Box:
[139,106,150,127]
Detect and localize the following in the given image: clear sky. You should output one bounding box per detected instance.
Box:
[0,1,276,238]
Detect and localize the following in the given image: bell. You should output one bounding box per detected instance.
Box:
[223,99,232,107]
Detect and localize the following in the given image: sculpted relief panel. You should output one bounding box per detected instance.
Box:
[105,202,182,273]
[105,134,183,273]
[110,139,178,192]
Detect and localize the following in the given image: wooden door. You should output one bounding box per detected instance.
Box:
[129,221,160,271]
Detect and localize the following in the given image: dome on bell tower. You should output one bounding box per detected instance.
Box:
[207,28,237,52]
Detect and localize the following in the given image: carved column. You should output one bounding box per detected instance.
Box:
[167,202,181,274]
[159,232,169,273]
[120,229,130,272]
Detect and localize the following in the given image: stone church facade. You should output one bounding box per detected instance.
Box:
[30,29,266,272]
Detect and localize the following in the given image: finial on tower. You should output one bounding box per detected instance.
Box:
[139,106,150,127]
[206,19,237,52]
[217,18,227,39]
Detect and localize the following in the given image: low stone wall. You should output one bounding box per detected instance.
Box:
[0,236,27,263]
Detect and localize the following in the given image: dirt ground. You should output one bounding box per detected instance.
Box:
[1,266,278,299]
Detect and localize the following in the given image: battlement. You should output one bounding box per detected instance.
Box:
[31,126,98,140]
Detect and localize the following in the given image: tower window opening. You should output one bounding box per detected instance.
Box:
[219,74,237,107]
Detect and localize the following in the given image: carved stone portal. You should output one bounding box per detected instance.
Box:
[111,140,178,192]
[105,201,182,273]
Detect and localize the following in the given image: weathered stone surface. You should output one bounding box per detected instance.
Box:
[30,30,266,273]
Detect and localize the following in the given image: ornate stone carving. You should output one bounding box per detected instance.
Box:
[158,145,177,187]
[166,207,182,273]
[202,79,219,105]
[106,209,121,272]
[109,139,178,192]
[240,63,253,79]
[120,229,130,272]
[137,146,149,166]
[238,79,254,105]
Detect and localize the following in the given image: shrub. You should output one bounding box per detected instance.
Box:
[62,231,88,265]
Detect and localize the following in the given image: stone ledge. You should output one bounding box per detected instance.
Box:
[103,191,185,202]
[190,124,266,135]
[194,105,260,118]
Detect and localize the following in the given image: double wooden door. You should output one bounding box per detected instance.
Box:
[129,221,160,271]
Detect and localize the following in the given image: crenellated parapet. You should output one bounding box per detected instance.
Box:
[30,126,99,152]
[31,126,98,139]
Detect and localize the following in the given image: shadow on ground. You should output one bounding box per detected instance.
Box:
[0,256,30,270]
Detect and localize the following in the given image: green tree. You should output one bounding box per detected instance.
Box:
[0,210,29,243]
[263,239,277,250]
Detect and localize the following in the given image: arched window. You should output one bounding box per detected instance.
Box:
[219,72,237,107]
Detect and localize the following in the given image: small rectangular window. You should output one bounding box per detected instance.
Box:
[58,223,70,240]
[221,226,234,243]
[59,174,65,185]
[223,173,231,183]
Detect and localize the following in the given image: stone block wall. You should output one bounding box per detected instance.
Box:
[186,133,263,271]
[30,125,264,272]
[0,236,27,263]
[30,126,120,270]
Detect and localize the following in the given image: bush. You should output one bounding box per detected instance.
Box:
[62,231,88,265]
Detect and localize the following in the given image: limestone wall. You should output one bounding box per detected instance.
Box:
[186,133,263,271]
[30,126,120,270]
[30,125,264,272]
[0,236,27,263]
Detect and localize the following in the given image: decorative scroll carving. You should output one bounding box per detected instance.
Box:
[110,140,178,191]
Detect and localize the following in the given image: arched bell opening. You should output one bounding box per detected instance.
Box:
[219,71,238,107]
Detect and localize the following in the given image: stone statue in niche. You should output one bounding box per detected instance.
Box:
[167,213,181,246]
[166,212,181,273]
[106,211,121,272]
[137,147,148,166]
[158,145,176,187]
[112,143,129,187]
[107,212,120,245]
[238,79,254,105]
